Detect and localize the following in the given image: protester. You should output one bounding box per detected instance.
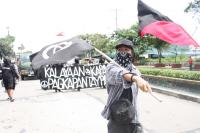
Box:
[73,57,81,91]
[99,55,105,65]
[53,64,63,92]
[101,39,151,133]
[74,57,80,65]
[1,58,20,102]
[188,56,193,71]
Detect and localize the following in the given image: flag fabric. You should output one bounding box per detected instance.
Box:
[29,52,39,62]
[31,36,93,70]
[18,44,25,50]
[137,0,200,47]
[56,32,64,36]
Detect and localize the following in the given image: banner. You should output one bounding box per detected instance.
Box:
[39,64,106,90]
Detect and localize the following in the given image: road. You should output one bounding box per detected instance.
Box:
[0,80,200,133]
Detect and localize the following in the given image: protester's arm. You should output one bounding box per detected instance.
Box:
[106,63,131,85]
[123,72,151,92]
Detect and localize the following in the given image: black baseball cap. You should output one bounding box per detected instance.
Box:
[115,39,133,50]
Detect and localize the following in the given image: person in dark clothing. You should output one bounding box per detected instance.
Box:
[73,57,81,91]
[74,57,80,65]
[99,55,105,64]
[101,39,151,133]
[53,64,63,92]
[2,58,20,102]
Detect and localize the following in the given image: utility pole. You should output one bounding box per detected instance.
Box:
[115,8,118,30]
[6,26,10,36]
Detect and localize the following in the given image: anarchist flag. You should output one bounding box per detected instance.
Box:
[137,0,199,47]
[31,36,93,70]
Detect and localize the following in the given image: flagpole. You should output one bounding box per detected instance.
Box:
[93,47,120,66]
[93,47,162,102]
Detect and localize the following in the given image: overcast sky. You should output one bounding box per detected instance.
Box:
[0,0,199,52]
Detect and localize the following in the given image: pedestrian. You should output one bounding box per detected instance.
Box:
[73,57,81,91]
[1,58,20,102]
[101,39,152,133]
[99,55,105,65]
[74,57,80,65]
[188,56,193,71]
[52,64,62,93]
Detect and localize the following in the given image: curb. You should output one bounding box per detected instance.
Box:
[152,86,200,103]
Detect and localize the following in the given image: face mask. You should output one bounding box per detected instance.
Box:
[115,51,132,68]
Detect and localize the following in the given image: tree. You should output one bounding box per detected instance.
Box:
[185,0,200,24]
[0,35,15,58]
[80,33,112,55]
[166,45,190,63]
[143,35,170,63]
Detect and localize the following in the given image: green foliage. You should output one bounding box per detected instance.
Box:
[185,0,200,13]
[0,35,15,58]
[164,45,189,63]
[80,33,112,54]
[196,58,200,62]
[185,0,200,23]
[145,36,170,63]
[146,55,189,63]
[138,67,200,80]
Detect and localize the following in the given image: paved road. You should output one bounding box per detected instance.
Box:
[0,80,200,133]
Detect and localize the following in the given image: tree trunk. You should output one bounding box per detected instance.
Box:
[157,49,162,63]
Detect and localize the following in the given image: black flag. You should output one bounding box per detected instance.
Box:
[32,36,93,69]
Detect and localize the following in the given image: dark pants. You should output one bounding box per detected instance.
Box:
[108,120,143,133]
[3,77,16,90]
[189,64,192,71]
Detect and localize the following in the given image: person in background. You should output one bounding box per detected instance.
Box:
[2,58,20,102]
[53,64,63,93]
[101,39,151,133]
[99,55,105,65]
[74,57,80,66]
[188,56,193,71]
[74,57,81,91]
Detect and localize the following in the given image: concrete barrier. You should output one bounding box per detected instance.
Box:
[142,74,200,103]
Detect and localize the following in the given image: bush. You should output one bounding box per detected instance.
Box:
[138,67,200,81]
[195,58,200,62]
[145,55,189,64]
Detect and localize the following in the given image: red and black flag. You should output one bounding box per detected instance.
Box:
[137,0,200,47]
[56,32,65,36]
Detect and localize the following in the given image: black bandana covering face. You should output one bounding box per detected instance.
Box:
[116,51,132,68]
